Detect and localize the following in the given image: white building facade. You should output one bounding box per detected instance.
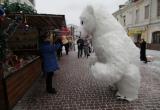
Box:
[113,0,160,45]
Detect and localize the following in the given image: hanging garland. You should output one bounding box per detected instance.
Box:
[0,1,36,61]
[3,1,36,14]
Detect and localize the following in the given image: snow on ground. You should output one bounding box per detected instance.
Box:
[68,46,160,77]
[147,49,160,61]
[143,49,160,77]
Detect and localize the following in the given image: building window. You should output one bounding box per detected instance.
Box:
[158,0,160,16]
[136,9,139,23]
[145,5,149,19]
[152,31,160,44]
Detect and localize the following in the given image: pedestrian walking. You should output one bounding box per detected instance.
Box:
[83,38,90,58]
[77,37,84,58]
[56,38,63,60]
[140,39,147,63]
[40,30,60,94]
[64,43,69,55]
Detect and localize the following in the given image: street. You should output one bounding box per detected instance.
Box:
[13,50,160,110]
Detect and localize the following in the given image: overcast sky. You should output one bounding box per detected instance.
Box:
[35,0,128,26]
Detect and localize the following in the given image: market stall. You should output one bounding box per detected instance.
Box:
[0,13,66,110]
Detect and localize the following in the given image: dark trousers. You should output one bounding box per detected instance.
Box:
[140,50,147,62]
[78,48,83,58]
[57,49,62,60]
[64,43,69,55]
[46,72,54,91]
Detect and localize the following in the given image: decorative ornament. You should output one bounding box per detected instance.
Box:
[0,7,5,22]
[61,26,69,36]
[24,16,29,31]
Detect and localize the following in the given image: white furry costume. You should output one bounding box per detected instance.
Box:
[80,4,141,101]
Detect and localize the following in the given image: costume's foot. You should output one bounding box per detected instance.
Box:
[116,92,133,102]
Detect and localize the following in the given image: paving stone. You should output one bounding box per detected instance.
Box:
[13,51,160,110]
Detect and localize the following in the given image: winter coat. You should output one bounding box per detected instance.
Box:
[140,41,147,61]
[77,38,84,49]
[40,41,60,73]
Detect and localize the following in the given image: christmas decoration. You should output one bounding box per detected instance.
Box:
[3,1,36,14]
[0,7,6,61]
[0,7,5,22]
[60,26,70,36]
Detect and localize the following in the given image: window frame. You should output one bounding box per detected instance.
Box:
[152,31,160,44]
[144,5,149,19]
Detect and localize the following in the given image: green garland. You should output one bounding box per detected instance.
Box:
[0,2,37,61]
[3,1,36,14]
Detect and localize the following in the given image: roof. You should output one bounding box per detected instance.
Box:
[113,0,144,16]
[6,13,66,29]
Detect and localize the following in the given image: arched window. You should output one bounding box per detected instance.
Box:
[152,31,160,44]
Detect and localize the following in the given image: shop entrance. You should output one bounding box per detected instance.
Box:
[133,34,141,43]
[137,34,141,42]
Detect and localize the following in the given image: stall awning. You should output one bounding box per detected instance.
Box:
[6,13,66,29]
[128,27,145,36]
[128,29,142,36]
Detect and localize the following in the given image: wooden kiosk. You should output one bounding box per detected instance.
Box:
[0,13,66,110]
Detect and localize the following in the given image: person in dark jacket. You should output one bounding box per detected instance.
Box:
[56,38,63,60]
[140,39,147,63]
[40,31,60,94]
[77,37,84,58]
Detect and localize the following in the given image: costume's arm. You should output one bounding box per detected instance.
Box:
[89,54,97,66]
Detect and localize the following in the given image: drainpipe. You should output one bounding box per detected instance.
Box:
[148,0,152,44]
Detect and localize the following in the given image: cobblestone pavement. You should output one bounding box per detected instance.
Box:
[13,51,160,110]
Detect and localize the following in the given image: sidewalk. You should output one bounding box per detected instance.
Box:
[147,49,160,61]
[13,51,160,110]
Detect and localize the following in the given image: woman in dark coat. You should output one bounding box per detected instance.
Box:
[140,39,147,63]
[40,31,60,94]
